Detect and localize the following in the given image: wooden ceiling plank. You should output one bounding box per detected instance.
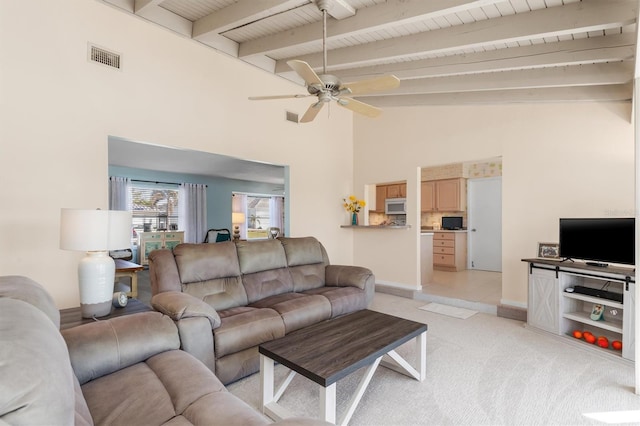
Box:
[133,0,192,37]
[357,83,633,106]
[273,0,637,72]
[332,33,635,81]
[360,62,634,95]
[238,0,505,58]
[193,0,305,39]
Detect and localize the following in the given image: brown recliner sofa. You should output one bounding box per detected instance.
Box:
[0,275,326,426]
[149,236,375,384]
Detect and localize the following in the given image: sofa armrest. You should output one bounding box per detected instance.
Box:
[326,265,375,307]
[325,265,374,290]
[151,291,221,330]
[62,312,179,385]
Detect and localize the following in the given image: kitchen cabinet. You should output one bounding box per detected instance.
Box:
[386,183,406,199]
[433,231,467,271]
[420,181,435,212]
[421,178,465,212]
[375,185,386,212]
[139,231,184,265]
[373,183,407,212]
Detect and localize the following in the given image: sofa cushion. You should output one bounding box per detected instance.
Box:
[236,239,287,274]
[215,307,285,358]
[63,312,180,385]
[250,293,331,333]
[0,275,60,328]
[174,242,241,282]
[279,237,326,267]
[242,267,295,303]
[80,349,269,425]
[289,263,326,292]
[303,286,370,318]
[0,298,77,425]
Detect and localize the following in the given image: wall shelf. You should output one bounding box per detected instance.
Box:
[340,225,411,229]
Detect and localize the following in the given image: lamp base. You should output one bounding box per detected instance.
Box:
[81,300,113,318]
[233,225,240,241]
[78,251,115,318]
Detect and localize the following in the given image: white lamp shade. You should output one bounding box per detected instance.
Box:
[232,212,246,225]
[60,209,132,251]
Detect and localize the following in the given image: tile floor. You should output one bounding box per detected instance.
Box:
[420,269,502,306]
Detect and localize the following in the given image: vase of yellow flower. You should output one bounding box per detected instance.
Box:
[343,195,365,226]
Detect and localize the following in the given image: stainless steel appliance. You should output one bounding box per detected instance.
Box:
[385,198,407,215]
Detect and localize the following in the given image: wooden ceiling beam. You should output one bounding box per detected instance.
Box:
[193,0,306,39]
[357,62,634,96]
[238,0,504,58]
[357,84,633,106]
[333,33,636,82]
[274,0,637,73]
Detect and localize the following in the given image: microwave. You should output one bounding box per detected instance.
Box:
[385,198,407,215]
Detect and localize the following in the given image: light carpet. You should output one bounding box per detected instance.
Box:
[418,302,478,319]
[227,293,640,425]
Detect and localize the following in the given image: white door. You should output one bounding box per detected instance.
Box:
[467,177,502,271]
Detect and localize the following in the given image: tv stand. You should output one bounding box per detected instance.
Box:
[585,261,608,268]
[522,258,635,362]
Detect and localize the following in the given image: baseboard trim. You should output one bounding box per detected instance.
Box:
[497,304,527,322]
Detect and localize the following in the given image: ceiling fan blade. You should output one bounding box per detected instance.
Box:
[287,60,323,87]
[300,101,324,123]
[337,97,382,118]
[248,94,310,100]
[342,75,400,95]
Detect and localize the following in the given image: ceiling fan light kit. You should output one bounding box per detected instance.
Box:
[249,0,399,123]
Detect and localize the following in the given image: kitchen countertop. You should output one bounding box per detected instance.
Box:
[421,228,468,233]
[341,225,411,229]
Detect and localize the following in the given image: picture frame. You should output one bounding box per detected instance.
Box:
[537,242,560,259]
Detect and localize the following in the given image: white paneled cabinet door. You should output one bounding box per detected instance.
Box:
[528,267,559,334]
[623,282,635,361]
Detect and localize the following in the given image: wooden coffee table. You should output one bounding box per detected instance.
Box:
[259,310,427,425]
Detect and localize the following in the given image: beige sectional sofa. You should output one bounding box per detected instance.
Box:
[0,275,326,425]
[149,236,375,384]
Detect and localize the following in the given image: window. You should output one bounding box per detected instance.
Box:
[130,182,179,233]
[246,196,270,239]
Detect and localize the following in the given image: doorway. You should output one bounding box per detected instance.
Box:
[467,177,502,272]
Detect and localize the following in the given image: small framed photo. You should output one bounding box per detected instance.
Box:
[538,242,560,259]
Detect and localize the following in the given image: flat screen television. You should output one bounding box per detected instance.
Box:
[559,218,635,266]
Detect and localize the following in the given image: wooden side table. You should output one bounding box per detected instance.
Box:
[114,259,144,298]
[59,298,151,330]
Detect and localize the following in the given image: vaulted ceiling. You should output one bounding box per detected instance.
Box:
[102,0,638,107]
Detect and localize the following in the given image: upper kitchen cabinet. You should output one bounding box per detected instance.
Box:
[386,183,406,199]
[421,178,466,212]
[373,182,407,212]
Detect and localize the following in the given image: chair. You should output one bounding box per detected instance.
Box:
[203,228,231,243]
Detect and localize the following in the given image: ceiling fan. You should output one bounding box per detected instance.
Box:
[248,0,400,123]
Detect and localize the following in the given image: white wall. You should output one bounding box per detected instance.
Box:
[0,0,354,308]
[354,103,634,306]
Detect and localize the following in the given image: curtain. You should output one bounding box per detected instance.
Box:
[232,193,247,239]
[270,196,284,236]
[179,183,207,243]
[109,176,130,211]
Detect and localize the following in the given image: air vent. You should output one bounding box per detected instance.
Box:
[285,111,299,123]
[88,44,121,69]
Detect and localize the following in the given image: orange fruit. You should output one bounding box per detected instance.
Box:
[572,330,583,339]
[612,340,622,351]
[596,336,609,348]
[584,334,596,344]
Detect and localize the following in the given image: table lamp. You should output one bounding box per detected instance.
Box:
[232,212,245,241]
[60,209,132,318]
